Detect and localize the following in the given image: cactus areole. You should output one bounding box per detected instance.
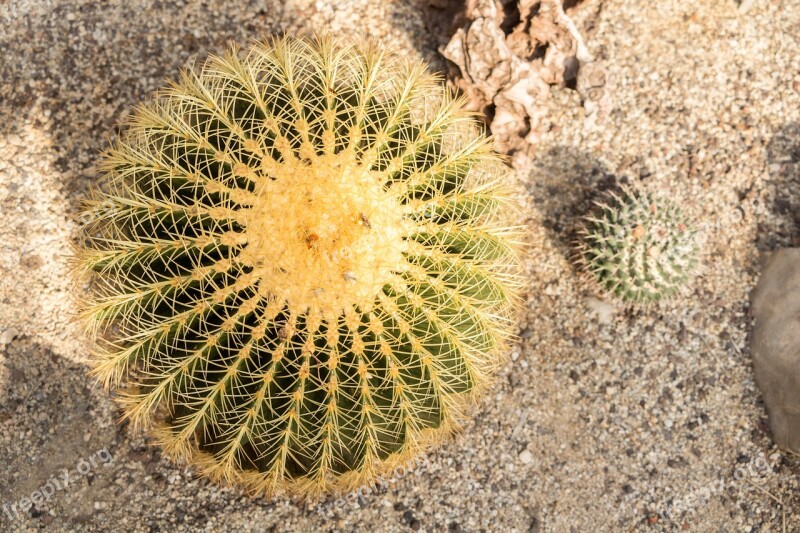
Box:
[75,36,522,496]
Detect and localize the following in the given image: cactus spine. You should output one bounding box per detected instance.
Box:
[75,36,522,497]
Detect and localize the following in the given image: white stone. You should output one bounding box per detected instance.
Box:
[586,297,615,325]
[0,328,18,345]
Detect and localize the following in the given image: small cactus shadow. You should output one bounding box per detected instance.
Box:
[527,145,632,269]
[756,123,800,251]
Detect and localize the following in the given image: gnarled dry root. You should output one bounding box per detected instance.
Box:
[441,0,610,165]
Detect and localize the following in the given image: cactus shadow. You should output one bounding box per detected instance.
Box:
[527,145,630,269]
[0,341,119,521]
[756,123,800,251]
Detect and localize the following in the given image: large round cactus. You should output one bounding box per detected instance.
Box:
[579,187,698,303]
[75,36,522,496]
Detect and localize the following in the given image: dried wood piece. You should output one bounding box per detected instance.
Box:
[441,0,608,163]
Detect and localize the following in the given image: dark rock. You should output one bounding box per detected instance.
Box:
[750,248,800,453]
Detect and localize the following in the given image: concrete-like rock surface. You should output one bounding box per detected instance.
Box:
[751,248,800,454]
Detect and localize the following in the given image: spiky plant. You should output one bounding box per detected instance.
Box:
[579,187,698,303]
[74,36,522,497]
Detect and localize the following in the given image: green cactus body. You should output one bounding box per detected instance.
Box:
[580,187,698,303]
[75,36,522,496]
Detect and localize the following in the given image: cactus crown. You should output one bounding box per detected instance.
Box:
[75,36,522,496]
[579,187,698,303]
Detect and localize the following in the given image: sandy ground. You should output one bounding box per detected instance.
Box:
[1,0,800,531]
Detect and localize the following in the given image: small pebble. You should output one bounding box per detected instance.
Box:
[0,328,18,345]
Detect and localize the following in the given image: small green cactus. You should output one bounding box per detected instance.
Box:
[579,187,698,303]
[74,36,522,497]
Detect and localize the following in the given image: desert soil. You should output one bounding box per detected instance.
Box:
[1,0,799,531]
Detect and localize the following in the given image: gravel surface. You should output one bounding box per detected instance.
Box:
[2,0,799,531]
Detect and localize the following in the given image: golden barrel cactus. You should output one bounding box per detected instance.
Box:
[75,36,522,496]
